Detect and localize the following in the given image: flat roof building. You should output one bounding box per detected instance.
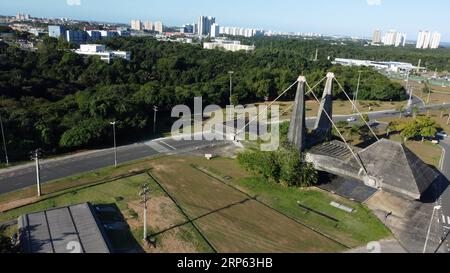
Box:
[18,203,111,253]
[75,44,131,63]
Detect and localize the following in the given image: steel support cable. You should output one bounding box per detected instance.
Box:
[333,78,380,141]
[305,81,369,176]
[234,76,327,138]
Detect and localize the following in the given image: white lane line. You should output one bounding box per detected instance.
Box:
[144,141,170,153]
[159,141,177,150]
[443,215,447,224]
[447,216,450,225]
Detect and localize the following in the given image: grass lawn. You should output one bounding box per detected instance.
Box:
[0,172,214,253]
[192,157,391,248]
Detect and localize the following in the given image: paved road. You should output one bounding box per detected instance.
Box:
[1,103,449,196]
[435,138,450,253]
[0,134,225,195]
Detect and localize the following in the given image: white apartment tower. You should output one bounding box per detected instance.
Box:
[154,21,164,33]
[372,29,382,44]
[417,31,441,49]
[143,21,154,31]
[131,20,142,31]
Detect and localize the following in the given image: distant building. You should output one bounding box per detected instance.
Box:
[333,58,419,73]
[417,31,441,49]
[143,21,153,31]
[16,13,30,21]
[372,29,382,44]
[180,24,194,34]
[203,40,255,52]
[197,16,215,36]
[66,29,87,44]
[211,23,220,38]
[86,30,102,41]
[75,44,131,63]
[154,21,164,33]
[131,19,142,31]
[48,25,65,38]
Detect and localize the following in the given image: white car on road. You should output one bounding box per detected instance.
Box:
[347,117,357,122]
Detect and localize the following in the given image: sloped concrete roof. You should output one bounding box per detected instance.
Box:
[358,139,439,200]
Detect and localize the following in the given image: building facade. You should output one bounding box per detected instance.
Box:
[48,25,65,38]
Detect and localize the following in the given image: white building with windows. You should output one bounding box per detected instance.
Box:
[74,44,131,63]
[131,20,142,31]
[203,40,255,52]
[417,31,440,49]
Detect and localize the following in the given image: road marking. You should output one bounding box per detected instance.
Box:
[159,141,176,150]
[447,216,450,225]
[443,215,446,224]
[144,141,171,153]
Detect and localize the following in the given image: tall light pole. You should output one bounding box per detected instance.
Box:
[110,121,117,167]
[353,71,362,112]
[0,114,9,166]
[30,149,42,197]
[423,205,441,253]
[153,106,159,135]
[139,183,150,242]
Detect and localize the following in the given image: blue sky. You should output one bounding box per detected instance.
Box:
[2,0,450,41]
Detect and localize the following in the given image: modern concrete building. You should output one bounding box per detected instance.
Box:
[416,31,440,49]
[197,16,215,36]
[66,29,87,44]
[74,44,131,63]
[203,40,255,52]
[18,203,111,253]
[154,21,164,33]
[143,21,153,31]
[211,23,220,38]
[131,19,142,31]
[333,58,419,73]
[372,29,382,44]
[48,25,65,38]
[86,30,102,41]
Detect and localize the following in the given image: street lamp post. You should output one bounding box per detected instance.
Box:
[0,114,9,166]
[153,106,159,135]
[423,205,442,253]
[30,149,42,197]
[110,121,117,167]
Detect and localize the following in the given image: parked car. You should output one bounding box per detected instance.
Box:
[437,132,448,139]
[347,117,357,122]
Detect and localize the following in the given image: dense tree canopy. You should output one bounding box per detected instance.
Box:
[0,36,406,160]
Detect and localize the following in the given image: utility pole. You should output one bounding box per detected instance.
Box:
[0,114,9,166]
[140,183,150,242]
[353,71,362,112]
[110,121,117,167]
[30,149,42,197]
[314,48,318,62]
[153,106,159,134]
[427,87,432,104]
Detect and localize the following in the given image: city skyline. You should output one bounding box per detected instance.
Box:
[2,0,450,42]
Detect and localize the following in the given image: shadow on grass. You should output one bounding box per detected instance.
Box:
[94,204,144,253]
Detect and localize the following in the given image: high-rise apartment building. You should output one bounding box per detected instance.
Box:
[372,29,382,43]
[197,16,215,36]
[143,21,153,31]
[154,21,164,33]
[417,31,440,49]
[211,23,220,38]
[131,20,142,31]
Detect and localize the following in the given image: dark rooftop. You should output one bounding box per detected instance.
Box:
[18,203,111,253]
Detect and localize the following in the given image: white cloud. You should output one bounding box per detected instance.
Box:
[67,0,81,6]
[367,0,382,6]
